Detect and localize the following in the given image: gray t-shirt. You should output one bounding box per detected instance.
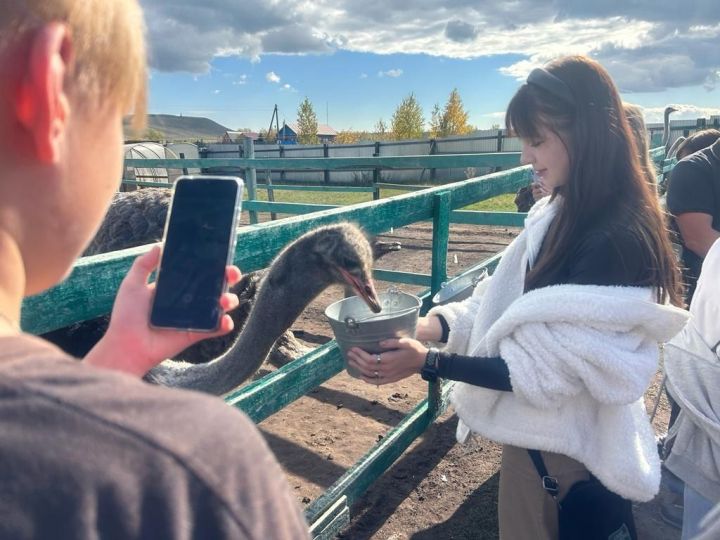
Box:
[0,334,309,539]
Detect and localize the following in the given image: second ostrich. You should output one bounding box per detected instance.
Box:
[145,223,381,395]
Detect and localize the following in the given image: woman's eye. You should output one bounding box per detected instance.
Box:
[530,140,543,148]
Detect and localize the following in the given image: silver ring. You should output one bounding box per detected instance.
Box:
[375,353,382,365]
[374,370,379,378]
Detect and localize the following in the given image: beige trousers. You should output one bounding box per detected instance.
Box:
[498,444,590,540]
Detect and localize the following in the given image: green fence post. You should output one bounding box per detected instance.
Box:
[266,169,277,221]
[431,191,451,296]
[243,138,258,224]
[429,191,451,415]
[372,141,381,200]
[429,139,437,183]
[279,145,286,183]
[178,152,188,176]
[323,143,330,184]
[494,129,503,172]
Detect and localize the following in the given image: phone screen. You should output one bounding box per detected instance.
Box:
[150,176,243,331]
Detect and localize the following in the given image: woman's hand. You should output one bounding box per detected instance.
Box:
[531,180,551,201]
[84,245,241,377]
[347,337,428,385]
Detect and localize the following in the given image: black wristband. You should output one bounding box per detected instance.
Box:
[437,314,450,343]
[421,348,440,382]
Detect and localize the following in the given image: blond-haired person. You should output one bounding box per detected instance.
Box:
[0,1,309,537]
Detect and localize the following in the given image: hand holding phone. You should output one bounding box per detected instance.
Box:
[151,176,244,331]
[84,246,242,376]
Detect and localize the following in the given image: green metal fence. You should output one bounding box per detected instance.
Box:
[22,148,670,538]
[124,151,523,224]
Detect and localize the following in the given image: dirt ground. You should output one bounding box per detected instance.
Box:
[245,218,680,540]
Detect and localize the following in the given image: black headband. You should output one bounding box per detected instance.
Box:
[527,68,575,106]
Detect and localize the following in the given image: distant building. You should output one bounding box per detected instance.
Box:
[221,130,260,144]
[277,122,337,144]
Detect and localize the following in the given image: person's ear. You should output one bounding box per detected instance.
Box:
[16,22,72,163]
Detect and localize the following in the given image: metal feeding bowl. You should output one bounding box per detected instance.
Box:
[325,287,422,378]
[432,267,488,306]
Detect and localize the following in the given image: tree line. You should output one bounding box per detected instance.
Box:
[260,89,475,145]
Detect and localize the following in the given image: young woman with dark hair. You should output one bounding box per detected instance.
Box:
[348,55,687,538]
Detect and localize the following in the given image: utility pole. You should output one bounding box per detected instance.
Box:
[268,103,280,140]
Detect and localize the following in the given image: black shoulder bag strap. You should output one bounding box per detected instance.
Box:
[528,449,561,506]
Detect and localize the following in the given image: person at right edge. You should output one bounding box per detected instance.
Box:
[666,137,720,304]
[664,237,720,540]
[347,56,688,540]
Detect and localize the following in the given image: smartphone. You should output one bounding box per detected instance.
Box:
[150,176,243,331]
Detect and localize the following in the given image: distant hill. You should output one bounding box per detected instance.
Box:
[124,114,231,142]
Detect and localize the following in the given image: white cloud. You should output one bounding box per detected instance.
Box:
[360,72,368,79]
[213,89,221,94]
[266,71,281,83]
[141,0,720,93]
[232,74,248,85]
[281,83,298,92]
[378,68,403,78]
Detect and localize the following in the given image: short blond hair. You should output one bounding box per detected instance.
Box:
[1,0,147,128]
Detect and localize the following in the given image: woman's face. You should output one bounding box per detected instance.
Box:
[520,126,571,192]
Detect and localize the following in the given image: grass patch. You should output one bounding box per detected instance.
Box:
[249,186,517,212]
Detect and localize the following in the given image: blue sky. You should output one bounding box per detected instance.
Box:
[142,0,720,132]
[149,52,525,131]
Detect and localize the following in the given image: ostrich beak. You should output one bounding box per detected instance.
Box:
[338,268,382,313]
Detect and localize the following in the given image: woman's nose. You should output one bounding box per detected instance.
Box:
[520,144,533,166]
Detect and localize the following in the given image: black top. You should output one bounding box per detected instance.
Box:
[436,210,653,391]
[0,335,310,540]
[666,140,720,300]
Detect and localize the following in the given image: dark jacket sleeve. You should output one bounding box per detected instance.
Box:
[437,352,512,391]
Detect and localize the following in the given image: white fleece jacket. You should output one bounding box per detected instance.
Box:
[429,197,689,502]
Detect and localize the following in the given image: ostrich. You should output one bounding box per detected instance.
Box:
[44,188,395,373]
[145,223,380,395]
[663,105,678,154]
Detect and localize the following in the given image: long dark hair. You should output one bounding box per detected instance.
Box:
[506,56,681,306]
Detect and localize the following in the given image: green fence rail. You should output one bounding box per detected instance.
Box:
[123,152,522,171]
[24,147,670,538]
[124,151,523,224]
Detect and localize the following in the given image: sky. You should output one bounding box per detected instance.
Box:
[142,0,720,132]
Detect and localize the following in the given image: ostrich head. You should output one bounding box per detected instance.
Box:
[264,223,382,313]
[304,223,382,312]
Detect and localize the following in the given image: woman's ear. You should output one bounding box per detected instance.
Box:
[15,22,72,163]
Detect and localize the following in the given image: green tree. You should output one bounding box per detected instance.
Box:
[296,97,319,145]
[335,129,362,144]
[440,88,471,136]
[259,128,277,143]
[390,93,424,140]
[429,103,443,138]
[144,128,164,142]
[374,118,387,140]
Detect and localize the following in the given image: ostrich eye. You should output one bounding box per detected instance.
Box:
[333,254,353,269]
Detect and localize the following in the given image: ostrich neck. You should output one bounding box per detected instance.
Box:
[147,246,331,395]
